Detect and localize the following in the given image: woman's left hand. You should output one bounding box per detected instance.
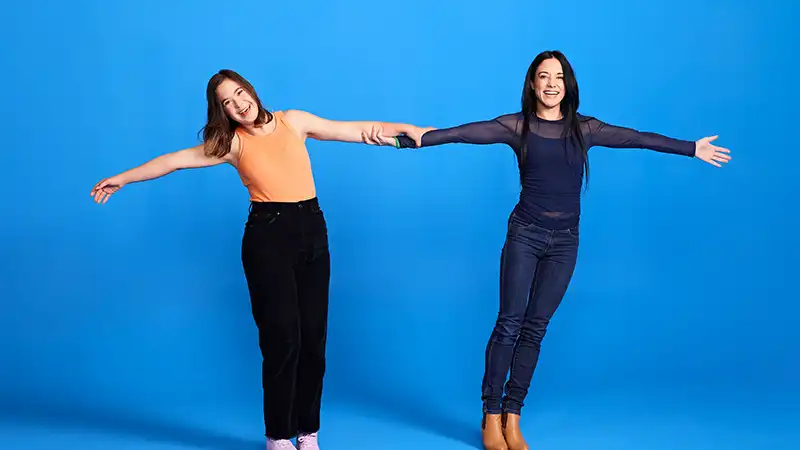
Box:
[695,136,731,167]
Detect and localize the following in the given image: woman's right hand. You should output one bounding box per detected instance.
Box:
[361,124,435,147]
[361,124,397,146]
[404,125,435,148]
[91,175,125,204]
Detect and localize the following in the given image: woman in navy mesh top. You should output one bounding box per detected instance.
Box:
[368,50,730,450]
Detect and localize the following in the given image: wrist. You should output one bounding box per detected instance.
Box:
[115,173,132,185]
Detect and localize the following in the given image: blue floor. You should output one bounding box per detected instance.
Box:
[2,392,797,450]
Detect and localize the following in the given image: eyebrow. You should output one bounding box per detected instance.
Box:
[221,87,243,103]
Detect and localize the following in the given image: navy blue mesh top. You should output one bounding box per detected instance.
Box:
[396,113,696,230]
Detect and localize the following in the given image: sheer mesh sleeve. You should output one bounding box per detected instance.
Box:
[396,113,522,151]
[583,117,696,157]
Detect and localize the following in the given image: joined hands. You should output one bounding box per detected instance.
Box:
[361,124,435,148]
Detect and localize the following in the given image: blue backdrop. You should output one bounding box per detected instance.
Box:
[2,0,798,447]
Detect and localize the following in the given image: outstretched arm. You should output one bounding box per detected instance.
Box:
[586,118,731,167]
[283,109,427,147]
[90,143,232,204]
[389,114,522,151]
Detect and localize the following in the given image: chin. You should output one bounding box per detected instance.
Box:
[537,97,558,109]
[544,99,562,109]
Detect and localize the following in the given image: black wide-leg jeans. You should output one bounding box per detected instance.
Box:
[241,197,330,440]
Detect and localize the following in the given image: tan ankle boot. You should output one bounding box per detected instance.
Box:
[502,412,529,450]
[482,413,509,450]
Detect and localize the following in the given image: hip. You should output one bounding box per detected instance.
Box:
[504,208,579,258]
[242,197,328,250]
[510,204,580,234]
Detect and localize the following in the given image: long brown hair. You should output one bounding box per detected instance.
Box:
[200,69,273,158]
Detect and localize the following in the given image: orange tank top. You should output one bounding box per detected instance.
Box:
[234,111,317,202]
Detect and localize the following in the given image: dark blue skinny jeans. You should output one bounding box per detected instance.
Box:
[481,211,579,415]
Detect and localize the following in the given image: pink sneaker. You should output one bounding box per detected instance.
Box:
[297,432,319,450]
[266,437,296,450]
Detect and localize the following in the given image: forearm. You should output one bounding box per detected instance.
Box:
[620,132,696,156]
[116,153,179,185]
[395,123,516,149]
[309,121,414,144]
[115,146,219,184]
[590,121,696,157]
[286,110,421,145]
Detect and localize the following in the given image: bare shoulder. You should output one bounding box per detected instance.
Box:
[282,109,315,126]
[282,108,311,118]
[281,109,319,138]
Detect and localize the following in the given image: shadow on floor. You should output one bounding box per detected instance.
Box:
[334,389,483,449]
[1,392,484,449]
[0,398,262,450]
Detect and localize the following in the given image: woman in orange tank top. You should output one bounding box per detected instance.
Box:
[90,69,430,450]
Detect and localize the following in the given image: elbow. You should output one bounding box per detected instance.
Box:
[162,153,186,173]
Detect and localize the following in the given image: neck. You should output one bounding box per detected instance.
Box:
[241,118,275,136]
[243,124,263,135]
[535,104,563,121]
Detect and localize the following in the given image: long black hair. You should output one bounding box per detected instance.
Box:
[518,50,589,186]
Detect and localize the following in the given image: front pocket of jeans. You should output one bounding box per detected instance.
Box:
[246,212,279,228]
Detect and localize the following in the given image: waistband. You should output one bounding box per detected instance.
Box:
[248,197,319,214]
[512,204,580,231]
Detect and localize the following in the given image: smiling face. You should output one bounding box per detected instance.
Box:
[215,78,259,125]
[532,57,566,110]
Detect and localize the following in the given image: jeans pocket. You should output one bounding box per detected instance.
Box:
[246,211,279,229]
[507,212,528,230]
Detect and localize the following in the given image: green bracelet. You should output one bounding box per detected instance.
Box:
[394,137,400,148]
